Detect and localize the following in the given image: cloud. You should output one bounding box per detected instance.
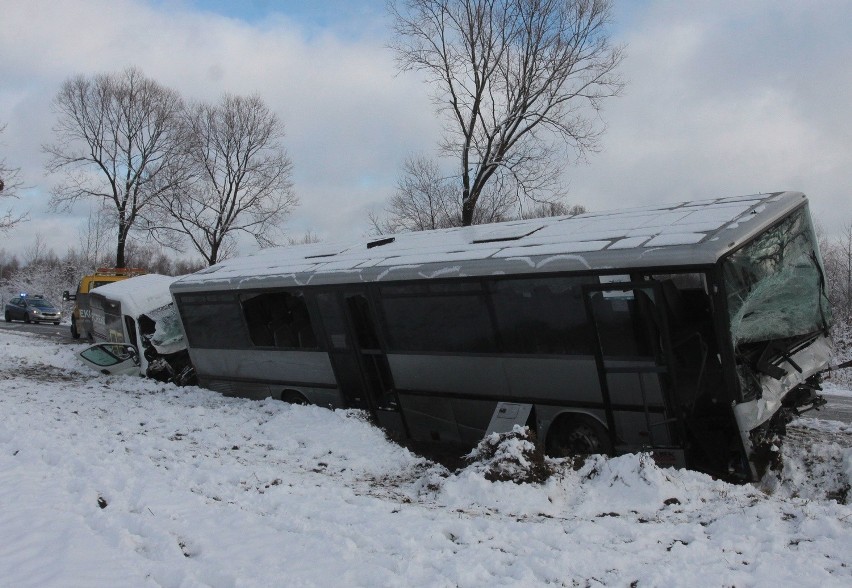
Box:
[569,0,852,234]
[1,0,851,262]
[0,0,439,258]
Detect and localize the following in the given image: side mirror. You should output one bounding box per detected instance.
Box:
[62,290,76,302]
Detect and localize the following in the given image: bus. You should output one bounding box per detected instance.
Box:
[169,191,833,481]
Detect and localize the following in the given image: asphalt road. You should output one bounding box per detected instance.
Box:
[0,319,81,345]
[816,393,852,424]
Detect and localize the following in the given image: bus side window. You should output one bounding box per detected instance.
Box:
[379,285,497,353]
[241,291,318,350]
[488,276,595,355]
[177,293,251,350]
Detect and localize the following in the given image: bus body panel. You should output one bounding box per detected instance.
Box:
[186,347,343,408]
[189,348,337,388]
[388,354,602,402]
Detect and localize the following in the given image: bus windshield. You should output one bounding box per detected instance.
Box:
[723,206,831,348]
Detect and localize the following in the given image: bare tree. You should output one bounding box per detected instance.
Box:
[76,205,114,269]
[370,155,459,233]
[23,233,51,266]
[370,154,581,234]
[389,0,623,225]
[288,231,323,245]
[0,124,28,232]
[822,221,852,322]
[44,67,187,268]
[518,199,585,219]
[152,94,297,266]
[818,220,852,384]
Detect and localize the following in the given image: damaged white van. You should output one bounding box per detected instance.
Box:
[77,273,195,385]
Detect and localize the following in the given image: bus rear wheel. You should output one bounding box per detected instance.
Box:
[547,415,612,457]
[281,390,308,405]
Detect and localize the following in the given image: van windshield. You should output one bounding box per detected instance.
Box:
[722,206,831,348]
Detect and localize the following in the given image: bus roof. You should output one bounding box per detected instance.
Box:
[172,191,808,292]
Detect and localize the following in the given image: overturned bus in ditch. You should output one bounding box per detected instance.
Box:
[169,191,833,481]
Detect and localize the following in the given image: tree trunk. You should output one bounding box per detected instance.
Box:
[461,195,475,226]
[115,230,126,268]
[208,241,219,267]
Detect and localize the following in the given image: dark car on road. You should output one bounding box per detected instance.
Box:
[4,294,62,324]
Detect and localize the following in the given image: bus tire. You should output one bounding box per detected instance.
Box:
[4,311,10,322]
[281,390,309,405]
[70,318,80,339]
[546,414,612,457]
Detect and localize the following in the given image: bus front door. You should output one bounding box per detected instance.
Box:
[584,282,682,461]
[315,289,407,438]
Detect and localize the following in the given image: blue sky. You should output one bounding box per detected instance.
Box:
[174,0,392,38]
[1,0,851,261]
[185,0,384,24]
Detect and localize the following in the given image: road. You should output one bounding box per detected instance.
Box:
[816,392,852,425]
[0,320,81,345]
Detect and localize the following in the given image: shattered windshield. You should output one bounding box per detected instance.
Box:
[723,206,831,347]
[147,303,186,353]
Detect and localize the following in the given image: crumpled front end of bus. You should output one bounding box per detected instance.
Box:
[723,205,833,479]
[732,333,832,478]
[733,334,832,431]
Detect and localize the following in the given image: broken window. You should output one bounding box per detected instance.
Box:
[146,303,186,354]
[240,291,318,350]
[723,207,831,347]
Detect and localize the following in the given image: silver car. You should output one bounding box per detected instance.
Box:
[4,295,62,324]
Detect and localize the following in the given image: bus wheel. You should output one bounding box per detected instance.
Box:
[546,415,612,457]
[281,390,308,405]
[4,311,10,322]
[70,318,80,339]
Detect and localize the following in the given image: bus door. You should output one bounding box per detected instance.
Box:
[314,289,406,437]
[583,282,681,456]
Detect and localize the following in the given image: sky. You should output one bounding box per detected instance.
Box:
[1,0,851,262]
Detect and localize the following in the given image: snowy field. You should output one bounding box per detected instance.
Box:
[1,330,851,587]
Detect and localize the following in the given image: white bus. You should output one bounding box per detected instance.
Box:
[170,191,833,480]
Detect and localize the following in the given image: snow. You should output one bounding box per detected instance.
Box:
[1,329,851,586]
[90,274,178,320]
[173,192,806,290]
[823,381,852,398]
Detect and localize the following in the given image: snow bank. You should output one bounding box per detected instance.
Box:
[1,330,851,586]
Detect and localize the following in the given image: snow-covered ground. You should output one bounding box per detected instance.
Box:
[1,330,851,587]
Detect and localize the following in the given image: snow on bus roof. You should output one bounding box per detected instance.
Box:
[172,191,807,291]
